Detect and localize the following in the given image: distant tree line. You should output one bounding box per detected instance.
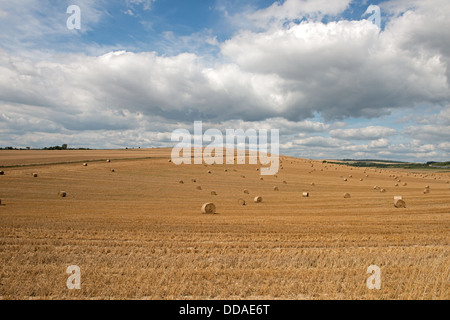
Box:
[43,144,68,150]
[329,160,450,169]
[43,144,90,150]
[428,161,450,167]
[341,159,407,163]
[1,144,90,150]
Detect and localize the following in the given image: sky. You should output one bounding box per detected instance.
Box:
[0,0,449,162]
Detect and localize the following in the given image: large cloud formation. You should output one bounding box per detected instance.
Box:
[0,0,449,161]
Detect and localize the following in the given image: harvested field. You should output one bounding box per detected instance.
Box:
[0,149,449,300]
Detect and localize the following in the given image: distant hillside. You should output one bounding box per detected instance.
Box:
[341,159,408,164]
[326,159,450,169]
[430,161,450,167]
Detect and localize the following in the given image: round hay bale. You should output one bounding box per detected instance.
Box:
[111,169,115,172]
[256,168,259,171]
[260,177,264,180]
[243,189,249,194]
[373,186,379,190]
[0,171,4,175]
[343,178,348,181]
[344,193,351,198]
[380,188,386,193]
[311,182,315,186]
[0,199,2,205]
[191,178,197,183]
[425,185,430,189]
[238,198,246,206]
[196,186,202,190]
[207,170,211,174]
[302,192,309,197]
[360,178,363,181]
[107,159,111,163]
[224,169,228,172]
[423,189,429,194]
[179,180,184,184]
[168,159,172,163]
[403,182,407,186]
[394,197,406,208]
[283,181,287,184]
[394,183,399,187]
[211,191,217,196]
[241,175,246,178]
[83,163,88,166]
[254,196,262,203]
[33,173,38,177]
[201,202,216,214]
[58,191,66,198]
[273,186,279,191]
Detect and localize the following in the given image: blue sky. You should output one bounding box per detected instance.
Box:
[0,0,449,162]
[59,0,388,53]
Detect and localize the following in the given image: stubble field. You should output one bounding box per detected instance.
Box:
[0,148,449,299]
